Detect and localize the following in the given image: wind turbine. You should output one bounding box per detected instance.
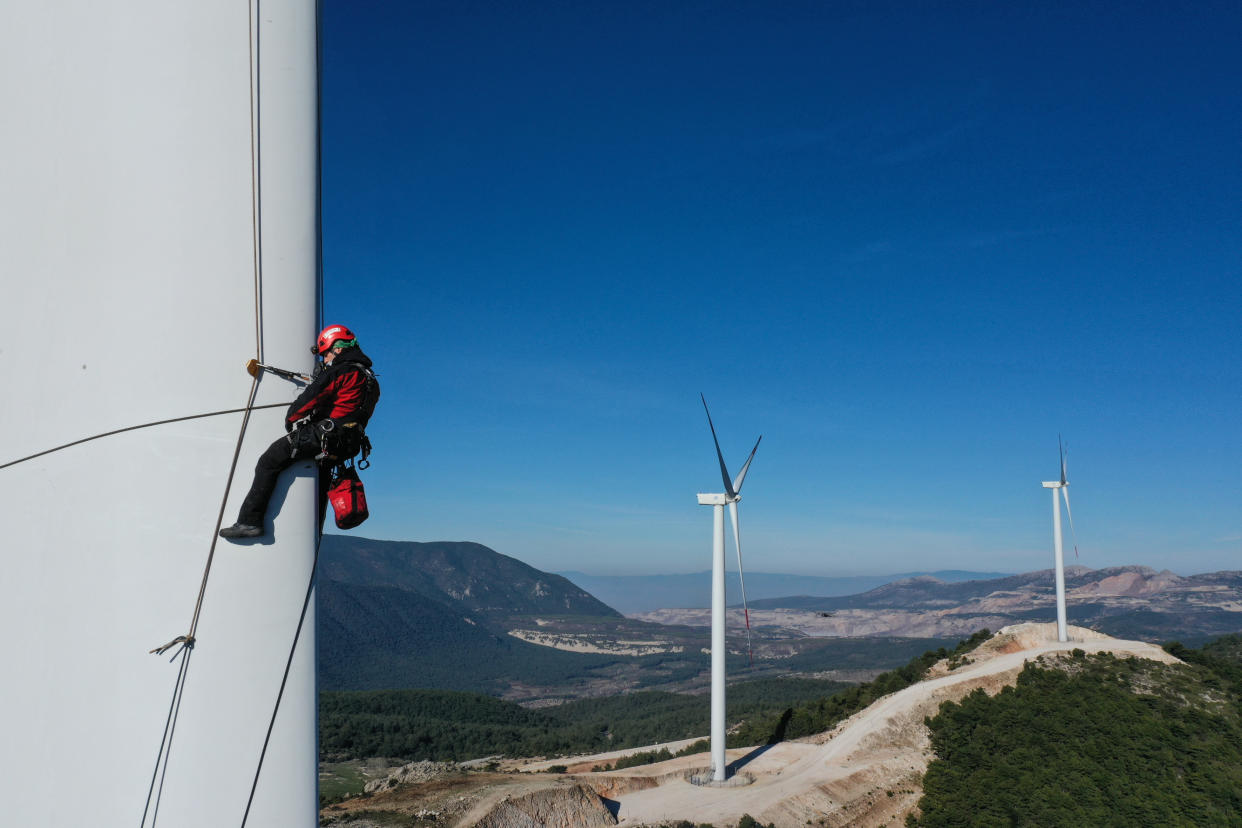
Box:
[697,394,761,783]
[1041,436,1079,643]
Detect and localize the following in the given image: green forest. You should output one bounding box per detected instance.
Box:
[320,631,1242,826]
[912,636,1242,827]
[320,677,849,762]
[319,632,992,762]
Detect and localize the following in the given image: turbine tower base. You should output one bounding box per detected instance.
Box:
[688,770,754,788]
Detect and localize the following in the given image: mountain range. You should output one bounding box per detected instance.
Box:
[321,535,619,620]
[318,536,626,693]
[639,566,1242,645]
[318,536,1242,697]
[316,536,956,697]
[558,569,1011,614]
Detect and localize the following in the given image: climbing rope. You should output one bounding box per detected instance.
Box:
[140,636,193,828]
[141,374,263,828]
[141,3,278,825]
[249,0,264,364]
[240,529,324,827]
[0,402,286,472]
[240,5,329,821]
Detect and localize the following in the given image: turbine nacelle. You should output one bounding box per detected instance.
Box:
[696,493,732,506]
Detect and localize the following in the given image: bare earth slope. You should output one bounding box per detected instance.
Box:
[637,566,1242,643]
[596,623,1179,827]
[322,624,1180,828]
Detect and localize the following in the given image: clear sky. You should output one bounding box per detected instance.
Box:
[320,1,1240,577]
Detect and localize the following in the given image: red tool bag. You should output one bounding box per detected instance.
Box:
[328,465,369,529]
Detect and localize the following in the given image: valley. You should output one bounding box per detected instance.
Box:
[321,625,1242,827]
[318,536,1242,704]
[316,535,1242,824]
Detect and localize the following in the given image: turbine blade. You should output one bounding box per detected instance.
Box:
[1061,486,1079,558]
[1059,435,1067,486]
[701,394,736,498]
[732,436,762,494]
[729,501,754,667]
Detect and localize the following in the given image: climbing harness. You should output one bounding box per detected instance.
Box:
[312,418,336,462]
[284,360,379,464]
[285,415,315,458]
[284,416,368,465]
[315,421,373,465]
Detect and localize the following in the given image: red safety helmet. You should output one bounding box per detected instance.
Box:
[313,324,356,356]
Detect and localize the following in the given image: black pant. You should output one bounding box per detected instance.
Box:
[236,429,331,528]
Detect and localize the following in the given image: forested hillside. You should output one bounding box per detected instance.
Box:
[319,678,848,762]
[318,580,622,692]
[320,535,619,620]
[913,636,1242,827]
[318,631,998,764]
[318,535,634,692]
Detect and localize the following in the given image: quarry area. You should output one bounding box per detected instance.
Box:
[634,566,1242,640]
[320,623,1180,827]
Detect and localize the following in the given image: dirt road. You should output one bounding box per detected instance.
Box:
[603,623,1179,827]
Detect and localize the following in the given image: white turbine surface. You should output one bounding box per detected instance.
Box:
[711,494,728,779]
[0,3,320,826]
[1041,438,1077,643]
[697,396,761,783]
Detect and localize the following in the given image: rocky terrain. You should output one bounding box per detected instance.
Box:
[637,566,1242,644]
[319,623,1180,827]
[599,624,1179,827]
[321,767,615,828]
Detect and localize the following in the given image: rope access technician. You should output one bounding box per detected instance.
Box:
[220,324,380,540]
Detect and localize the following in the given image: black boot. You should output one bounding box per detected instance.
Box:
[219,522,263,539]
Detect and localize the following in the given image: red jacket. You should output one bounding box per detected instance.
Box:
[285,348,379,430]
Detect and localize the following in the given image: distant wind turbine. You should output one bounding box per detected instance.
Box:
[697,394,761,783]
[1041,436,1080,643]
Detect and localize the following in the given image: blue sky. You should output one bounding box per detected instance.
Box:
[320,1,1240,577]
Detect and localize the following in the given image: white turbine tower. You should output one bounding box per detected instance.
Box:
[1041,436,1079,643]
[697,395,761,783]
[0,4,320,824]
